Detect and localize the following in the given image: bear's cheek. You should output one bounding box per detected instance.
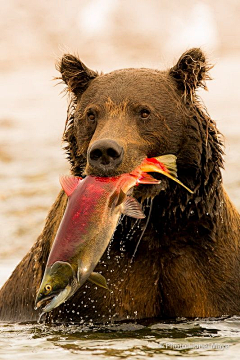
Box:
[136,116,184,157]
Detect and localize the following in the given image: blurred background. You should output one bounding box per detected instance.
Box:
[0,0,239,282]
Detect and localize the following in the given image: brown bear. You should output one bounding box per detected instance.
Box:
[0,48,239,323]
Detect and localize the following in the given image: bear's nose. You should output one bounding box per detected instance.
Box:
[88,139,124,172]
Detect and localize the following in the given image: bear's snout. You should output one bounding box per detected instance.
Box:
[87,139,124,174]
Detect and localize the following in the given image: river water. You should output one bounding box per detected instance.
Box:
[0,56,239,359]
[1,317,240,360]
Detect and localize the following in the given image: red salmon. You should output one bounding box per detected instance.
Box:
[35,155,192,312]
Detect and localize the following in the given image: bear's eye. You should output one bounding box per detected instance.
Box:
[140,109,150,119]
[87,111,96,122]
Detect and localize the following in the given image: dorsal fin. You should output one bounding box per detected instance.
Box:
[59,175,82,196]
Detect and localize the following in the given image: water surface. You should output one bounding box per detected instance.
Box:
[1,317,240,359]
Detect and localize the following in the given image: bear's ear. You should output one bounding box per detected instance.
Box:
[169,48,212,101]
[57,54,98,96]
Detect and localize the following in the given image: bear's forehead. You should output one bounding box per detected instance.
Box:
[79,68,176,107]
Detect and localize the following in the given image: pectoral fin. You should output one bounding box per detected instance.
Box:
[122,196,145,219]
[88,272,110,291]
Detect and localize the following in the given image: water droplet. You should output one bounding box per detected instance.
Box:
[37,312,45,323]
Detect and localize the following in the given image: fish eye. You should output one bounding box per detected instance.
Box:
[45,284,52,293]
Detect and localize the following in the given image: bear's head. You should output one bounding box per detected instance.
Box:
[57,48,223,207]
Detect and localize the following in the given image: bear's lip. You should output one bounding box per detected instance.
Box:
[84,157,148,177]
[84,165,129,177]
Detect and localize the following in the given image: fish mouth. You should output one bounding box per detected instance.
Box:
[35,294,55,310]
[35,285,73,313]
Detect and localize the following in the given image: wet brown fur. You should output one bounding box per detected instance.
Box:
[0,48,239,323]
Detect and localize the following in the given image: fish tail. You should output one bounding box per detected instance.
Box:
[154,154,177,178]
[160,171,193,193]
[154,155,193,193]
[140,155,193,194]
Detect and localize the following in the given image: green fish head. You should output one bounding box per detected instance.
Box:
[35,261,75,312]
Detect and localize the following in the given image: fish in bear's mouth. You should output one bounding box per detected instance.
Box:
[35,155,193,313]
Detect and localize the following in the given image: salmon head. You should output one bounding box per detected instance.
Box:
[35,261,77,313]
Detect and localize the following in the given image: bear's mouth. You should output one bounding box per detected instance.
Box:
[84,164,125,177]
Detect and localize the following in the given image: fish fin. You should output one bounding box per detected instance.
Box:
[116,189,127,206]
[108,190,117,208]
[59,175,82,196]
[139,154,177,177]
[154,155,177,178]
[152,155,193,193]
[138,173,161,184]
[88,272,110,291]
[122,196,146,219]
[141,155,193,194]
[109,189,126,208]
[159,172,194,194]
